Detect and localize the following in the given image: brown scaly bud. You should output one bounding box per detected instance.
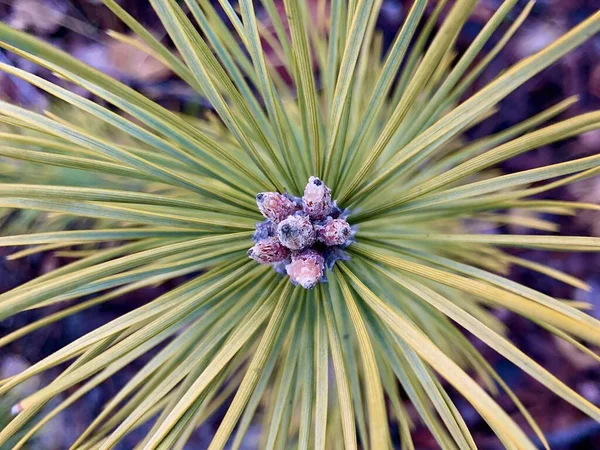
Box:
[317,218,352,246]
[286,249,325,289]
[302,176,332,219]
[277,214,316,250]
[247,237,290,264]
[256,192,298,223]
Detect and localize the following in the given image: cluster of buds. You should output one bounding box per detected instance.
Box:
[248,177,354,289]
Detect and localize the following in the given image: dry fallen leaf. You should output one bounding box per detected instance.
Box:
[554,337,599,370]
[107,35,171,82]
[8,0,66,35]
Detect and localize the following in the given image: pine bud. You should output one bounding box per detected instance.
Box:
[253,220,276,242]
[302,176,332,219]
[317,218,352,246]
[250,176,352,287]
[286,249,325,289]
[247,237,290,264]
[277,214,316,250]
[256,192,298,223]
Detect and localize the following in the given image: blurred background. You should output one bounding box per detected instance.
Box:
[0,0,599,448]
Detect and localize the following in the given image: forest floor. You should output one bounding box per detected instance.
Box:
[0,1,599,449]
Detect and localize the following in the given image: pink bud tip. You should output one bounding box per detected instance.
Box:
[256,192,298,223]
[318,218,352,246]
[277,214,316,250]
[303,177,332,219]
[11,403,23,415]
[248,237,290,264]
[286,249,325,289]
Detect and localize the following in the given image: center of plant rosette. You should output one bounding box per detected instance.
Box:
[248,177,354,289]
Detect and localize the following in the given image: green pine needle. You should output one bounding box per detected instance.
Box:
[0,2,599,449]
